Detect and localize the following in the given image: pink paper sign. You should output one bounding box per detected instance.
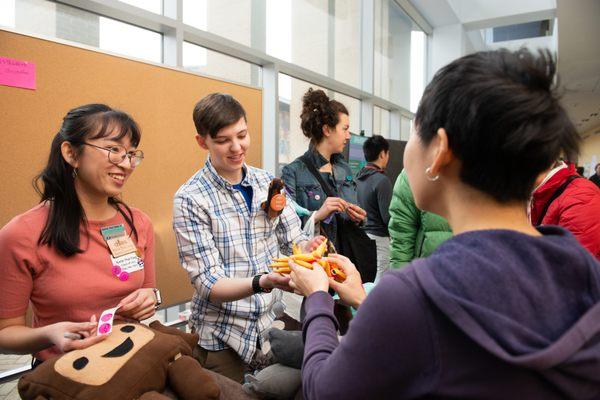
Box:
[0,57,36,90]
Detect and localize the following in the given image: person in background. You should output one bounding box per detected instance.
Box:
[287,49,600,399]
[172,93,322,382]
[589,163,600,188]
[530,160,600,260]
[0,104,158,366]
[355,135,393,282]
[282,88,366,247]
[388,169,452,268]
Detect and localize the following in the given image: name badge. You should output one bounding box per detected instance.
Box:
[100,224,126,241]
[110,253,144,281]
[106,235,137,258]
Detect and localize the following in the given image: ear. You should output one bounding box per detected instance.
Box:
[195,134,209,150]
[428,128,453,176]
[322,124,331,138]
[60,141,79,168]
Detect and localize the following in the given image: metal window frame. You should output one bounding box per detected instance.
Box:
[53,0,423,171]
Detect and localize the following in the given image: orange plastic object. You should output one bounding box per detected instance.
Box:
[270,193,286,211]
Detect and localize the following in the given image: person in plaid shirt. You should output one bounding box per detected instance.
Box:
[173,93,323,382]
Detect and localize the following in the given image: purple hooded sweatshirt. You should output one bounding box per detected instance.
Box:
[301,226,600,399]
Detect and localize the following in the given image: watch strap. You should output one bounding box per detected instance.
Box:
[252,273,270,294]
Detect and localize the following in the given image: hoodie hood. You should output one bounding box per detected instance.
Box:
[413,226,600,399]
[355,164,383,181]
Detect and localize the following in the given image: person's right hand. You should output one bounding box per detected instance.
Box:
[326,254,366,309]
[314,197,348,222]
[45,315,106,353]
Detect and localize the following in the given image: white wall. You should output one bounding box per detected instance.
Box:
[427,23,465,81]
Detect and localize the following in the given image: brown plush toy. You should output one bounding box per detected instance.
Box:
[18,321,220,400]
[261,178,286,219]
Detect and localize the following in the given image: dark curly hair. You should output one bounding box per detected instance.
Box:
[300,88,349,143]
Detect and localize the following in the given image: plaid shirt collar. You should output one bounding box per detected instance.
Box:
[204,156,255,191]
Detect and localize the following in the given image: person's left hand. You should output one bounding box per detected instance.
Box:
[346,203,367,223]
[300,235,327,253]
[117,288,157,321]
[288,260,329,297]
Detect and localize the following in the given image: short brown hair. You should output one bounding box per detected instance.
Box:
[192,93,247,138]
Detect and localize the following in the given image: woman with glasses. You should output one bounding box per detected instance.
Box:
[0,104,158,364]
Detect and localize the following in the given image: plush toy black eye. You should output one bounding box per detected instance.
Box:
[73,357,89,370]
[120,325,135,333]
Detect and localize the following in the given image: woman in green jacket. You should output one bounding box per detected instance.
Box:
[389,169,452,268]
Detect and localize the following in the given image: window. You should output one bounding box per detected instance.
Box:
[267,0,361,88]
[183,42,261,86]
[374,0,424,110]
[278,73,360,168]
[99,18,162,63]
[1,0,162,63]
[183,0,253,47]
[401,116,412,141]
[373,106,390,138]
[492,20,551,42]
[118,0,163,15]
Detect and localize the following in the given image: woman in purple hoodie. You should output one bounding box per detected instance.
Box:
[288,49,600,400]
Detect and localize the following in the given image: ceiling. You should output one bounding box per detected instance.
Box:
[410,0,599,136]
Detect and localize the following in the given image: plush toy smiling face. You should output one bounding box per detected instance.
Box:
[54,324,155,386]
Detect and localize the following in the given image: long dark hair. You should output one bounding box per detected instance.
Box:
[34,104,142,256]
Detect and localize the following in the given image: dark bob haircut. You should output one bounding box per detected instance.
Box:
[415,48,579,203]
[193,93,247,138]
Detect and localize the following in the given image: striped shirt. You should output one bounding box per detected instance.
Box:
[173,159,307,363]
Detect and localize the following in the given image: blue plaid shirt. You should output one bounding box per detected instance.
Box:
[173,159,307,363]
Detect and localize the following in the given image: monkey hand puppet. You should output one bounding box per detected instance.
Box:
[261,178,286,219]
[18,321,220,400]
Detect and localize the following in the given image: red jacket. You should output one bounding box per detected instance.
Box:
[531,163,600,260]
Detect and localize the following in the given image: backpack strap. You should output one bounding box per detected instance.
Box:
[535,175,580,226]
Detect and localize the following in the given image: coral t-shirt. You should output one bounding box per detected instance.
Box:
[0,203,155,360]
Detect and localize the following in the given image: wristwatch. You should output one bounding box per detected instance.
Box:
[152,288,162,309]
[252,273,271,294]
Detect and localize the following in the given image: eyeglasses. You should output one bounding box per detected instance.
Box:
[83,143,144,168]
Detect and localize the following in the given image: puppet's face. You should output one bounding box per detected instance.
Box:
[54,324,155,385]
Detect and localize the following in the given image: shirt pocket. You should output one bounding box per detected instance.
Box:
[298,183,326,211]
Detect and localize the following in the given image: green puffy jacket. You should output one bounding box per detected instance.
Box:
[389,170,453,268]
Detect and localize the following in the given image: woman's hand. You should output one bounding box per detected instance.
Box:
[117,288,157,321]
[288,260,329,297]
[326,254,366,309]
[314,197,348,222]
[300,235,327,253]
[346,203,367,223]
[260,272,293,292]
[45,316,106,353]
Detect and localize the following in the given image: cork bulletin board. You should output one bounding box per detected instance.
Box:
[0,29,263,307]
